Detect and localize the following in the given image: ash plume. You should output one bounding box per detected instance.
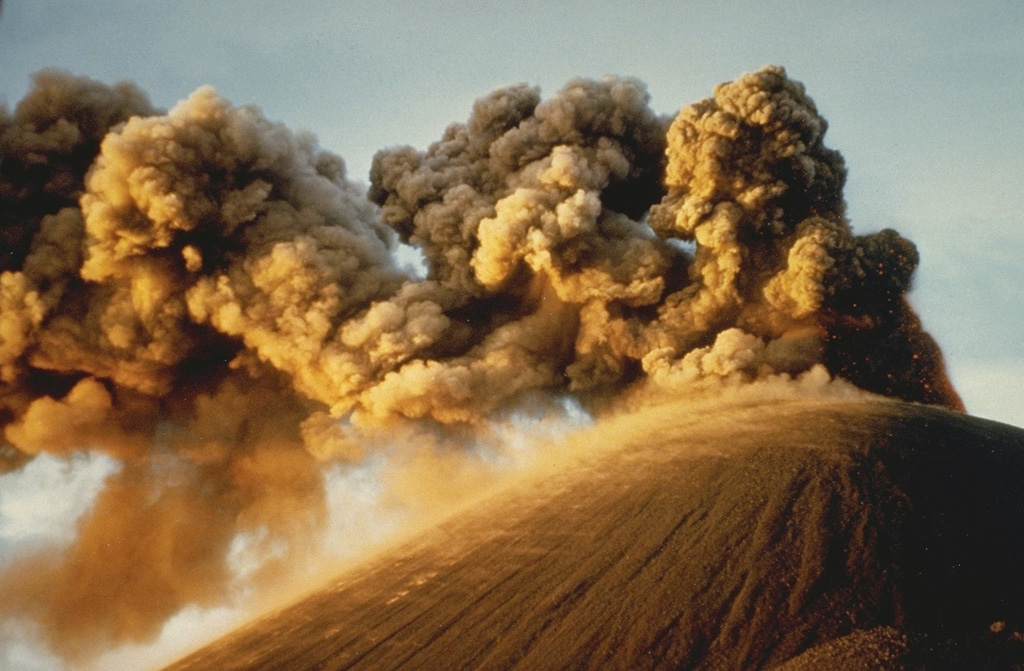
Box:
[0,66,960,661]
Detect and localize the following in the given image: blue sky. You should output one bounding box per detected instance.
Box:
[2,1,1021,424]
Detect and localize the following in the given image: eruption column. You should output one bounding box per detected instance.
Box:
[0,65,961,662]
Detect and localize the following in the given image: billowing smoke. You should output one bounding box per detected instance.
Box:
[0,66,960,661]
[368,66,960,411]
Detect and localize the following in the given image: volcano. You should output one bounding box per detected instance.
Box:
[1,68,976,663]
[160,397,1024,670]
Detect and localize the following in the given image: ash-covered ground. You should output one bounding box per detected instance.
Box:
[162,397,1024,671]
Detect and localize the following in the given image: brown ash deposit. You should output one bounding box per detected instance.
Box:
[162,397,1024,670]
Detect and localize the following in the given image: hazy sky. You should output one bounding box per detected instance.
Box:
[2,0,1021,424]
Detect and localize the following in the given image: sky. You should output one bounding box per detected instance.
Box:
[0,1,1022,668]
[1,0,1022,424]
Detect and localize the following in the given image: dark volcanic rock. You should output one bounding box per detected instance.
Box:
[163,398,1024,670]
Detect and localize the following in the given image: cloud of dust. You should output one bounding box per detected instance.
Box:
[0,65,961,664]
